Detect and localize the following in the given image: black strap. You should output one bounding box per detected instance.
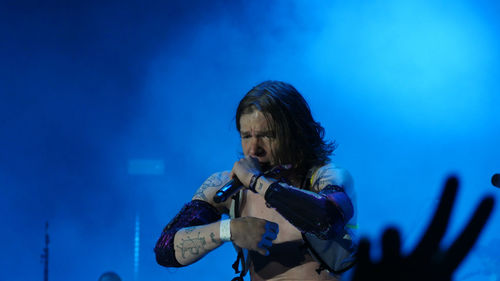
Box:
[232,250,242,273]
[230,250,246,281]
[230,191,247,280]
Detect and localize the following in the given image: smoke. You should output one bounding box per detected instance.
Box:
[1,1,499,280]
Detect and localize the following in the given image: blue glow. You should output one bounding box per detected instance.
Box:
[134,213,140,281]
[0,1,498,281]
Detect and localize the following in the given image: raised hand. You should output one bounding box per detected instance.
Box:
[351,176,495,281]
[230,217,279,256]
[230,156,262,188]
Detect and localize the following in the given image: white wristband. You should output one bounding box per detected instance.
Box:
[219,219,231,242]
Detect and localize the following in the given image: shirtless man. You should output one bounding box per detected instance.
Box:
[155,81,357,280]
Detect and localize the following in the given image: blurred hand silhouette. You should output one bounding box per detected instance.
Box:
[351,176,495,281]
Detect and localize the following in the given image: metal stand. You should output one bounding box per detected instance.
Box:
[41,221,49,281]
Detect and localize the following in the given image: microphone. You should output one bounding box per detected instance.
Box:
[492,174,500,188]
[213,179,243,203]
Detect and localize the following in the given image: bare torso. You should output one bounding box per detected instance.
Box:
[240,188,338,281]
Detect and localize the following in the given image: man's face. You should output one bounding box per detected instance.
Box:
[239,110,278,169]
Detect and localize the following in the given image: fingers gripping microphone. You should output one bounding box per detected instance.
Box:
[213,179,243,203]
[492,174,500,188]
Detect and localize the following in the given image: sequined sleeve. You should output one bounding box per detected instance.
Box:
[154,200,221,267]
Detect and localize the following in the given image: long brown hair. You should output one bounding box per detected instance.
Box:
[236,81,336,174]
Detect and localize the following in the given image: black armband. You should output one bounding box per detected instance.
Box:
[154,200,221,267]
[264,183,353,239]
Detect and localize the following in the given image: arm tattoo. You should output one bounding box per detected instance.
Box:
[184,227,195,234]
[257,182,263,192]
[194,173,225,201]
[175,232,207,259]
[209,232,217,243]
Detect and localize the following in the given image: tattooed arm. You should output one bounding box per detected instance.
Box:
[172,172,232,265]
[173,221,225,265]
[191,171,232,210]
[155,172,232,267]
[156,171,280,267]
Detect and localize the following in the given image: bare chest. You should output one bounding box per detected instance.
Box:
[239,190,302,243]
[236,190,337,280]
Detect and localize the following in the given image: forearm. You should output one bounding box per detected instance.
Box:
[154,200,222,267]
[173,221,225,265]
[254,176,353,239]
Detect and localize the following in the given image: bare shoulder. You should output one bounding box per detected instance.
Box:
[310,163,354,193]
[192,171,232,212]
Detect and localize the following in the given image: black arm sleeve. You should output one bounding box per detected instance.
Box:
[264,182,354,239]
[154,200,221,267]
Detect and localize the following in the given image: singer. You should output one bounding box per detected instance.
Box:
[155,81,358,280]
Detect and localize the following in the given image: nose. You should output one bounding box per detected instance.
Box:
[248,137,264,157]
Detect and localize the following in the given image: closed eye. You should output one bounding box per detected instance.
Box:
[240,132,275,139]
[258,132,275,139]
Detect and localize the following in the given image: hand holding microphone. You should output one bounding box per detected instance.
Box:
[213,156,262,203]
[213,157,293,203]
[213,178,243,203]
